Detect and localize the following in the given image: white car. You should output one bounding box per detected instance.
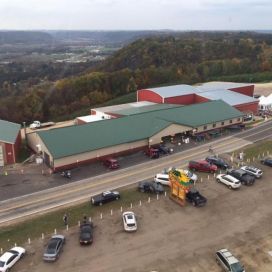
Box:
[240,166,263,178]
[154,170,197,186]
[122,211,137,232]
[0,247,26,272]
[216,174,241,189]
[154,173,170,186]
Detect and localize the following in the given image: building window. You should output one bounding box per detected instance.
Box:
[221,122,224,126]
[213,123,216,128]
[203,125,207,130]
[229,120,233,124]
[237,118,240,122]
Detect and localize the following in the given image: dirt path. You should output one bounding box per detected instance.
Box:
[254,82,272,96]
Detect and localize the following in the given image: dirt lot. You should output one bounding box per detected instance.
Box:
[254,82,272,96]
[11,160,272,272]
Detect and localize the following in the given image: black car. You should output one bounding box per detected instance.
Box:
[91,191,120,206]
[261,157,272,167]
[227,169,255,185]
[79,222,94,245]
[186,189,207,207]
[205,156,230,170]
[138,181,164,194]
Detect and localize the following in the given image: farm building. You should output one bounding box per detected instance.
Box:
[0,120,21,166]
[26,100,243,171]
[137,82,258,114]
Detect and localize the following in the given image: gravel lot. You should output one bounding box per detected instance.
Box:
[12,161,272,272]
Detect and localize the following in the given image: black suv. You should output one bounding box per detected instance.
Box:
[91,191,120,206]
[186,189,207,207]
[205,156,230,170]
[138,181,164,194]
[227,169,255,185]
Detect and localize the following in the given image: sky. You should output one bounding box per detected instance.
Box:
[0,0,271,30]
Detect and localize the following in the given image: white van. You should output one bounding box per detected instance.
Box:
[154,170,197,186]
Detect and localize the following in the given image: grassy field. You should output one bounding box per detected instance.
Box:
[232,140,272,160]
[0,187,157,250]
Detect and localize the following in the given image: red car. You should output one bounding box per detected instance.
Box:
[145,147,160,159]
[103,158,120,169]
[188,160,217,173]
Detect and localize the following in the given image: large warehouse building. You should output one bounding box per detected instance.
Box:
[27,100,243,171]
[137,82,258,114]
[0,120,21,166]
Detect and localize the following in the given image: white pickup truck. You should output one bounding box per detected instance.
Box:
[29,121,55,129]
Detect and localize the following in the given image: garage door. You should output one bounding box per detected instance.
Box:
[0,145,4,166]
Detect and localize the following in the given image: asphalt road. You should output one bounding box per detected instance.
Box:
[0,120,272,225]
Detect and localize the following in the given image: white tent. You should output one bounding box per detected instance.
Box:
[259,94,272,110]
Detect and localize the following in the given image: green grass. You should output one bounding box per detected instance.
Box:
[0,187,155,250]
[232,140,272,160]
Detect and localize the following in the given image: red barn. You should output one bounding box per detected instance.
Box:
[137,82,258,114]
[0,120,21,166]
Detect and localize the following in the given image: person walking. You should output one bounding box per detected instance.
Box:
[63,213,68,226]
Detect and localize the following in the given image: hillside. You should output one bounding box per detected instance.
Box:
[1,31,272,124]
[0,31,54,45]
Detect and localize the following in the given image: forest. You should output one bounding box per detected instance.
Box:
[0,31,272,124]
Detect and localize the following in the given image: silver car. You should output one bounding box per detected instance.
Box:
[43,235,65,262]
[240,166,263,178]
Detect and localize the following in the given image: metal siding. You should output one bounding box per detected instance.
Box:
[196,118,241,133]
[4,143,15,164]
[229,86,254,97]
[234,102,259,114]
[13,131,21,163]
[54,139,148,169]
[0,144,4,166]
[164,94,195,105]
[137,90,163,103]
[194,95,210,104]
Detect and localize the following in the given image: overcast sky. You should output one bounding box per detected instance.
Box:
[0,0,271,30]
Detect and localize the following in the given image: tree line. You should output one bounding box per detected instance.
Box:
[1,32,272,124]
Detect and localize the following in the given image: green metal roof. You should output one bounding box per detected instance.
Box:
[38,114,171,159]
[38,100,243,159]
[110,103,181,116]
[145,99,244,127]
[0,120,21,144]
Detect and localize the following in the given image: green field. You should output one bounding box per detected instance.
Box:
[232,140,272,160]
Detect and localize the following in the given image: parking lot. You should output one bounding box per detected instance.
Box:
[12,160,272,272]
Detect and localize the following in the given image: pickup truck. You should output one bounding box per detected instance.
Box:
[186,189,207,207]
[29,120,55,129]
[91,191,120,206]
